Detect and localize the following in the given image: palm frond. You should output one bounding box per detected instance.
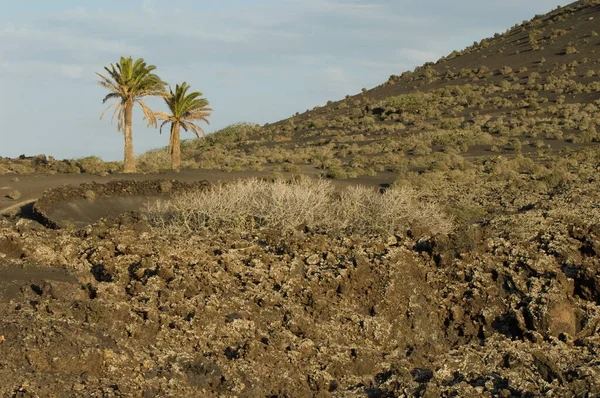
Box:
[116,105,125,133]
[96,75,122,97]
[154,112,172,121]
[101,92,121,104]
[102,65,122,86]
[159,120,171,134]
[137,99,158,128]
[181,121,207,138]
[99,98,126,133]
[186,111,212,125]
[99,102,118,120]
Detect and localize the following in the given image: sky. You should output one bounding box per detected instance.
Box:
[0,0,572,161]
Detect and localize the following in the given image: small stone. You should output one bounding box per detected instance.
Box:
[84,190,96,202]
[305,254,320,265]
[16,219,39,233]
[157,265,175,281]
[225,313,243,323]
[159,181,173,193]
[72,384,85,392]
[6,190,21,200]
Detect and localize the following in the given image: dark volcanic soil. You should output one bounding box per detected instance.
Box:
[31,179,211,229]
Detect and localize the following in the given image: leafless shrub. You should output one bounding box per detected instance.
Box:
[144,178,454,237]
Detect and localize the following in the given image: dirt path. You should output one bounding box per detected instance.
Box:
[0,168,396,216]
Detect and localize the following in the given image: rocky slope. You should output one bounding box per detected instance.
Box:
[0,148,599,396]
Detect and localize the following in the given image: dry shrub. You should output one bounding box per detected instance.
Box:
[76,156,121,175]
[144,178,454,237]
[137,148,171,172]
[145,178,332,233]
[6,163,34,174]
[335,185,451,235]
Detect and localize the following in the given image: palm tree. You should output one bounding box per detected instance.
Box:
[154,82,212,169]
[97,57,167,173]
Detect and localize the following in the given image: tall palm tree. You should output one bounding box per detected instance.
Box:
[155,82,212,169]
[97,57,167,173]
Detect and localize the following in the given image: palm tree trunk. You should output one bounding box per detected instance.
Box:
[170,122,181,170]
[123,101,136,173]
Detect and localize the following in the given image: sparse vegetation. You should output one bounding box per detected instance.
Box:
[565,45,578,54]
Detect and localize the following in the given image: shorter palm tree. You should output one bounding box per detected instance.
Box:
[155,82,212,169]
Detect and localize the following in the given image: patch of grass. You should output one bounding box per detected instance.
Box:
[564,45,578,55]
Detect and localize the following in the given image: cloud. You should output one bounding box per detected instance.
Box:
[397,48,442,64]
[45,7,251,45]
[141,0,157,15]
[303,0,385,17]
[322,66,353,93]
[0,25,136,54]
[0,60,88,80]
[60,64,84,79]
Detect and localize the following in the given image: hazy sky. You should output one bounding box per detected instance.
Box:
[0,0,571,160]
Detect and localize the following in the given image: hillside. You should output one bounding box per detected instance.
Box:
[2,1,600,178]
[132,0,600,178]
